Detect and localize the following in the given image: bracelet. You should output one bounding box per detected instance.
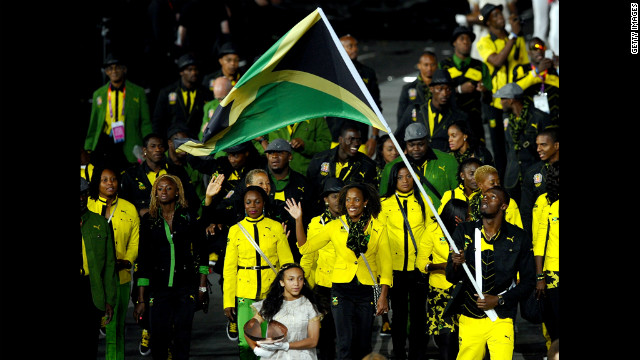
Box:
[457,85,462,94]
[508,32,517,40]
[199,286,207,293]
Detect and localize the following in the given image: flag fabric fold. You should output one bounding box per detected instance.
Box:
[175,7,386,156]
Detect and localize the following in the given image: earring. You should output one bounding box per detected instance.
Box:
[325,202,329,206]
[464,137,467,141]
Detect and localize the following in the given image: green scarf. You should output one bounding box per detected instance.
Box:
[346,211,372,255]
[469,192,482,221]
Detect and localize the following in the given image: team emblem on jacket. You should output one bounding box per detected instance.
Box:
[169,92,177,105]
[208,109,214,119]
[533,173,543,187]
[409,88,417,100]
[320,162,330,176]
[138,181,147,190]
[97,96,102,106]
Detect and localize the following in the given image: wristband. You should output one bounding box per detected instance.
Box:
[508,32,517,40]
[457,85,462,94]
[199,286,207,293]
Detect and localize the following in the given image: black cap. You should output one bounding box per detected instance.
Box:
[320,177,345,197]
[225,141,251,153]
[167,122,191,140]
[103,54,123,68]
[479,3,503,24]
[429,69,452,87]
[177,53,198,71]
[451,26,476,45]
[218,42,239,58]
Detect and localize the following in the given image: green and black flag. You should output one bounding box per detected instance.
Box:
[174,7,387,156]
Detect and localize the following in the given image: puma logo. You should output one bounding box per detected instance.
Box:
[438,165,446,171]
[93,225,101,230]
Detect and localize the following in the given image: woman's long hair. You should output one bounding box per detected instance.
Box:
[545,161,559,205]
[439,199,469,235]
[338,182,382,219]
[382,161,427,221]
[259,263,329,321]
[148,174,188,218]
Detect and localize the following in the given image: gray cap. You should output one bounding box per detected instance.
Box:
[80,177,90,193]
[493,82,524,99]
[404,122,428,142]
[265,138,292,153]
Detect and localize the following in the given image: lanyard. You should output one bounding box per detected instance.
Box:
[531,65,547,93]
[107,86,126,119]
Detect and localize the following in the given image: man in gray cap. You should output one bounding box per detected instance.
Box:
[80,177,118,360]
[263,138,312,263]
[152,53,214,140]
[494,82,553,205]
[396,68,469,153]
[380,122,459,210]
[440,26,493,144]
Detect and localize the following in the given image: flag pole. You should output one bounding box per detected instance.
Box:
[318,7,498,321]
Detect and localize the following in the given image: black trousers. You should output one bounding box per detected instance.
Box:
[543,286,560,341]
[314,285,336,360]
[149,285,197,360]
[390,270,429,360]
[331,278,375,360]
[79,275,103,360]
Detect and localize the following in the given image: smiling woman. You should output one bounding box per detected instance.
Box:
[222,185,295,359]
[285,183,392,360]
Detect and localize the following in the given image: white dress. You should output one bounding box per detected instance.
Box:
[252,296,322,360]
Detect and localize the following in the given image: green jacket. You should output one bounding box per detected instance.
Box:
[267,117,332,175]
[81,210,118,311]
[378,148,459,210]
[85,80,153,163]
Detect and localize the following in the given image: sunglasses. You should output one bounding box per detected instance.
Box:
[530,43,546,51]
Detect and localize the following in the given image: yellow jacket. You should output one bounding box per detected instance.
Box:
[532,194,559,272]
[298,216,393,287]
[300,214,337,288]
[223,215,294,309]
[379,191,434,271]
[438,185,479,214]
[87,196,139,284]
[416,221,454,290]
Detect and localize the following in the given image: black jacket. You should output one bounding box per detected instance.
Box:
[444,219,535,320]
[504,103,553,189]
[520,161,550,236]
[397,77,430,123]
[137,206,208,290]
[152,80,214,139]
[119,160,201,215]
[396,100,469,153]
[306,146,379,216]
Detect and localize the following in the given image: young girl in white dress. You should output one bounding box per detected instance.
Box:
[246,263,328,359]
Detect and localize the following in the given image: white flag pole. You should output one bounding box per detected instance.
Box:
[318,7,498,321]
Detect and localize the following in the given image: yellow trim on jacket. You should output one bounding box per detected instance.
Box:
[300,215,337,288]
[379,191,434,271]
[532,194,559,272]
[87,196,140,284]
[415,221,454,290]
[223,215,294,309]
[298,215,393,287]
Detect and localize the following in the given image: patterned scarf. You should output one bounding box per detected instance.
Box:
[345,211,372,255]
[469,191,483,221]
[322,205,337,224]
[453,147,474,164]
[508,101,531,151]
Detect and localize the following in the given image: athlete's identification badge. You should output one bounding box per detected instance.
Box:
[169,92,177,105]
[320,162,330,176]
[533,173,543,187]
[409,88,417,100]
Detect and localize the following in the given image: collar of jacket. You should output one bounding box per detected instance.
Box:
[395,190,414,198]
[97,195,119,206]
[142,159,169,175]
[244,214,265,223]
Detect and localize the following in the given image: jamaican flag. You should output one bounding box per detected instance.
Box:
[174,7,387,156]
